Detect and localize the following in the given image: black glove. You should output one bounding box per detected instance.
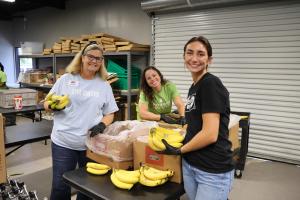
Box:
[89,122,106,137]
[157,139,181,155]
[177,116,186,127]
[160,114,177,124]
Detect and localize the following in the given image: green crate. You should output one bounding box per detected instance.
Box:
[112,74,140,90]
[107,59,141,90]
[107,59,141,77]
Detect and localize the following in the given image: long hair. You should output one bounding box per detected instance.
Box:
[65,43,108,80]
[140,66,167,108]
[0,62,4,71]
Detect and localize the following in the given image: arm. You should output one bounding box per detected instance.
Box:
[101,113,114,126]
[181,113,220,154]
[43,100,51,112]
[173,95,185,116]
[139,102,161,121]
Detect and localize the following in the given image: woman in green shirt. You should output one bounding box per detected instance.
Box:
[138,66,185,125]
[0,62,7,88]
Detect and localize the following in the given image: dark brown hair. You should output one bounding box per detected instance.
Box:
[183,36,212,57]
[140,66,167,108]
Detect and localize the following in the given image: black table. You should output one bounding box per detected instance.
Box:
[5,120,53,156]
[0,104,45,125]
[63,168,185,200]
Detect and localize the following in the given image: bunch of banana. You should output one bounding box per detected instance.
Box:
[45,92,70,110]
[110,169,140,190]
[86,162,110,175]
[148,127,184,151]
[139,166,173,187]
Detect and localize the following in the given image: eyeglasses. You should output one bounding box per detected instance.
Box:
[85,54,104,63]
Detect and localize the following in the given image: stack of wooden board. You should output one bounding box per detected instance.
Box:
[43,48,52,55]
[43,32,150,54]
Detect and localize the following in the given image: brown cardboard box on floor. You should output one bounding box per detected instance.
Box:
[0,114,7,183]
[86,149,133,170]
[133,136,182,183]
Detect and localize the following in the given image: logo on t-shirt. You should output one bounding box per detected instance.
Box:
[67,80,79,87]
[186,93,196,112]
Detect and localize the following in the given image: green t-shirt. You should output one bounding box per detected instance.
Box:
[0,71,7,85]
[138,82,180,118]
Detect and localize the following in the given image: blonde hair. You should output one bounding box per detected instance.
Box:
[65,43,108,80]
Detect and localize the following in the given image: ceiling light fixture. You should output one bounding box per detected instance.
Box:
[0,0,15,2]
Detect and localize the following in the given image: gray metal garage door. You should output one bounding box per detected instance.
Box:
[151,1,300,164]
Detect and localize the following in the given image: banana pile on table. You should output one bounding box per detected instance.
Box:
[139,166,174,187]
[86,162,111,175]
[86,161,175,190]
[110,169,141,190]
[148,127,184,151]
[45,93,70,110]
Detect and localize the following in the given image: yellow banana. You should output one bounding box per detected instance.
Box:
[110,170,134,190]
[168,142,183,148]
[45,92,54,101]
[115,169,140,177]
[51,94,61,102]
[151,127,184,143]
[143,166,174,180]
[148,133,163,151]
[114,169,139,184]
[86,162,110,170]
[50,102,57,109]
[164,134,184,143]
[139,172,167,187]
[55,95,70,109]
[86,167,109,175]
[152,134,166,150]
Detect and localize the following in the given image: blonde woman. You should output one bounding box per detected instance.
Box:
[44,42,118,200]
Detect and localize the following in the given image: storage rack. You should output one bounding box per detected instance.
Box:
[18,51,149,119]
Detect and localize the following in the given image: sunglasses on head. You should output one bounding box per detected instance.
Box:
[82,41,98,55]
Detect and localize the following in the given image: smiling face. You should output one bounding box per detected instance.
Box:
[81,49,103,74]
[145,69,162,90]
[184,41,212,76]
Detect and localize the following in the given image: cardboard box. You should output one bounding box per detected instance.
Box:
[229,124,240,151]
[133,136,182,183]
[86,149,133,170]
[0,114,7,183]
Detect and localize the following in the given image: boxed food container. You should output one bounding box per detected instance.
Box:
[0,88,37,108]
[133,135,182,183]
[86,120,157,163]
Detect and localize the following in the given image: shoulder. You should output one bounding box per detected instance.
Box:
[163,81,176,89]
[95,77,111,88]
[59,73,74,80]
[202,73,223,86]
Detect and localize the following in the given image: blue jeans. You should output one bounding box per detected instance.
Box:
[182,159,234,200]
[50,142,91,200]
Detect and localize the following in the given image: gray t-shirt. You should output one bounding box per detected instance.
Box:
[49,73,119,150]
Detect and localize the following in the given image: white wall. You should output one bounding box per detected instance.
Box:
[0,20,15,83]
[12,0,152,47]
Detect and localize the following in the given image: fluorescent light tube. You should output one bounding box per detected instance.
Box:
[1,0,15,2]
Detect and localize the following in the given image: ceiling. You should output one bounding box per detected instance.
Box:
[0,0,68,20]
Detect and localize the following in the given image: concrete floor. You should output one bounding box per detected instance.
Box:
[5,117,300,200]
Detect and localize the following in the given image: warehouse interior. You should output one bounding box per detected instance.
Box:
[0,0,300,199]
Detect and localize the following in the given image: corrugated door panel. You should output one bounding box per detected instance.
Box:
[153,1,300,164]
